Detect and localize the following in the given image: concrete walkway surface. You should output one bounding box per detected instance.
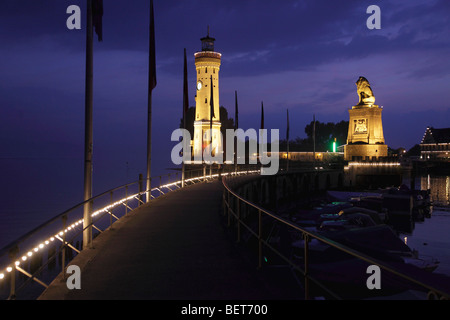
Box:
[38,179,302,300]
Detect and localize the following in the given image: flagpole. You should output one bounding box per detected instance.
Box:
[182,48,188,188]
[234,90,238,172]
[210,74,213,177]
[313,114,316,170]
[146,0,156,202]
[82,0,94,250]
[286,108,289,172]
[260,101,264,168]
[146,87,152,202]
[181,138,185,188]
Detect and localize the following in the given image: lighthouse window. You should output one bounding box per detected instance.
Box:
[213,69,215,74]
[205,67,208,73]
[205,98,207,103]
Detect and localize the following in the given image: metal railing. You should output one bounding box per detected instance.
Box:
[0,165,257,300]
[221,174,450,300]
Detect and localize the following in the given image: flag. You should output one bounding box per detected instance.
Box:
[148,0,157,91]
[92,0,103,41]
[183,48,189,129]
[286,109,289,141]
[261,101,264,130]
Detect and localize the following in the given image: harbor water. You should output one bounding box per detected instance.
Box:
[401,174,450,277]
[1,171,450,279]
[402,209,450,277]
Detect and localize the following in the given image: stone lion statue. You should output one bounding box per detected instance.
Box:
[356,76,375,105]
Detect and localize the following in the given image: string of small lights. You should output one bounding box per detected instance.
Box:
[0,192,140,281]
[344,162,400,170]
[0,169,259,282]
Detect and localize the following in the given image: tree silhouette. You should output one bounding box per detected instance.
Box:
[278,120,349,152]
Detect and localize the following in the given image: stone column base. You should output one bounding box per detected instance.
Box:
[344,144,388,161]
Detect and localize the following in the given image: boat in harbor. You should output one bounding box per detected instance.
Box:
[291,223,439,271]
[263,182,444,298]
[327,185,433,222]
[285,196,440,273]
[287,222,441,298]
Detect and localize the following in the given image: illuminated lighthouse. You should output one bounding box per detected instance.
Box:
[192,29,222,161]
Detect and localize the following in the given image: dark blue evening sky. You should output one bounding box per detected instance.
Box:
[1,0,450,246]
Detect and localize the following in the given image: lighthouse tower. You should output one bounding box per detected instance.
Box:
[192,29,222,161]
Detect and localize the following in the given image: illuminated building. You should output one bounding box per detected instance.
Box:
[192,29,222,160]
[420,127,450,161]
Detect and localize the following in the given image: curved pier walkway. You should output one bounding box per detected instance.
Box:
[38,179,302,300]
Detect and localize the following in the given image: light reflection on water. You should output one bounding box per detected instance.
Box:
[400,174,450,276]
[420,175,450,207]
[402,210,450,277]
